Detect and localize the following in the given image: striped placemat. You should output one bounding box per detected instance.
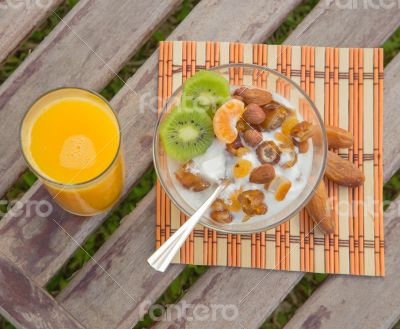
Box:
[156,41,384,276]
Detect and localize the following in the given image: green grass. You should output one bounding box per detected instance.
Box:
[1,1,400,329]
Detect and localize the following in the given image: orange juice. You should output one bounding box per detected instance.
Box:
[20,88,124,216]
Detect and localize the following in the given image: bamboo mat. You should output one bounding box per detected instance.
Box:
[156,41,384,276]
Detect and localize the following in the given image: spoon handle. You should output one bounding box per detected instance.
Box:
[148,179,231,272]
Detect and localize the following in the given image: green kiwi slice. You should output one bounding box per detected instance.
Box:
[160,107,214,162]
[181,70,230,117]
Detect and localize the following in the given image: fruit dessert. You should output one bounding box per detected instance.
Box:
[159,70,317,225]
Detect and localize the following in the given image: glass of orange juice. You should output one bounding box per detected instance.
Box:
[20,88,124,216]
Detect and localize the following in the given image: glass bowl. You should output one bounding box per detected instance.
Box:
[153,63,327,234]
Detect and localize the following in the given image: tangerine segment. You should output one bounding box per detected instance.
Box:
[213,99,245,143]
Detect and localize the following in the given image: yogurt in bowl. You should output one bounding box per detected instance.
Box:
[153,64,327,234]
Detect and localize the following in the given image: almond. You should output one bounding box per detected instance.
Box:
[243,129,262,147]
[243,103,266,124]
[249,164,275,184]
[325,125,354,149]
[325,151,365,187]
[241,88,273,106]
[305,181,335,234]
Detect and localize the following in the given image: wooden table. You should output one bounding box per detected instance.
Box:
[0,1,399,328]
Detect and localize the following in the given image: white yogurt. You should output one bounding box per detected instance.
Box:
[192,139,226,183]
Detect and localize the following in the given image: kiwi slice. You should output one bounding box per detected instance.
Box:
[160,107,214,162]
[181,70,230,117]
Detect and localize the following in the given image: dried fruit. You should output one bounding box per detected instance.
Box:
[280,148,298,169]
[210,199,233,223]
[243,129,263,147]
[241,88,273,106]
[249,164,276,184]
[281,116,299,136]
[235,147,249,157]
[210,210,233,223]
[325,151,365,187]
[325,125,354,149]
[238,190,268,216]
[227,189,243,212]
[295,140,309,153]
[251,124,264,132]
[261,106,288,131]
[266,176,292,201]
[233,159,253,178]
[213,99,245,143]
[305,181,335,234]
[263,102,281,111]
[243,103,266,125]
[275,132,294,149]
[236,119,249,132]
[226,136,250,157]
[290,121,315,142]
[257,141,281,164]
[211,198,227,211]
[175,161,210,192]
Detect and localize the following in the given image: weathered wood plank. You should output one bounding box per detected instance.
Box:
[0,0,181,196]
[0,253,85,329]
[0,0,302,288]
[383,54,400,182]
[153,2,400,327]
[0,0,63,64]
[282,197,400,329]
[57,189,185,329]
[156,267,301,329]
[285,0,400,47]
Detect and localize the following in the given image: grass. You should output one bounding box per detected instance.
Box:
[1,1,400,329]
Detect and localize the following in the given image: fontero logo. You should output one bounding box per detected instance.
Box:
[0,0,53,10]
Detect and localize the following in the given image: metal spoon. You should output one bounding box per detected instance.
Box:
[147,178,231,272]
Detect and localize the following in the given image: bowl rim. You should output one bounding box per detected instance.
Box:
[153,63,327,234]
